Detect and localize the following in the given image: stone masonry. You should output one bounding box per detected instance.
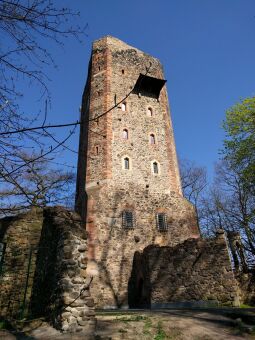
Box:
[76,36,200,308]
[129,230,240,308]
[0,208,43,318]
[0,207,95,335]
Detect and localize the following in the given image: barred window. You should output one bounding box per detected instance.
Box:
[156,213,168,231]
[122,211,135,229]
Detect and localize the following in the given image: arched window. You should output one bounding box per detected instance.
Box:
[147,107,153,117]
[122,129,128,140]
[153,161,159,174]
[124,157,130,170]
[150,134,155,144]
[121,102,126,111]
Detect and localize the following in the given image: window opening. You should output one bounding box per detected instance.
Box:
[150,134,155,144]
[153,162,159,174]
[122,69,125,75]
[124,157,130,170]
[147,107,153,117]
[96,118,99,126]
[121,102,126,111]
[156,213,168,232]
[0,242,6,275]
[122,211,134,229]
[98,66,101,71]
[122,129,128,140]
[96,146,99,155]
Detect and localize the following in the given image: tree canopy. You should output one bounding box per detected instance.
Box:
[222,96,255,192]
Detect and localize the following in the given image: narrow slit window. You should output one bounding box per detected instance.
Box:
[153,162,159,174]
[121,102,126,111]
[122,69,125,75]
[122,211,134,229]
[122,129,128,140]
[150,134,156,144]
[0,242,6,274]
[156,213,168,232]
[124,157,130,170]
[96,146,99,155]
[147,107,153,117]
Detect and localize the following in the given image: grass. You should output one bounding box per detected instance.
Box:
[0,319,11,330]
[240,303,254,308]
[0,320,6,329]
[115,314,147,322]
[154,321,167,340]
[143,317,152,336]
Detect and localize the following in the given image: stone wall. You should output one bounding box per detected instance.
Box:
[0,208,43,318]
[0,207,95,335]
[129,230,241,307]
[31,207,96,334]
[236,272,255,306]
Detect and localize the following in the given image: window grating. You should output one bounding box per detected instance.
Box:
[122,211,135,229]
[156,213,168,232]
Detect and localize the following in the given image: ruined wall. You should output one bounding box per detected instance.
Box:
[130,230,240,307]
[236,272,255,306]
[0,208,43,318]
[0,207,95,335]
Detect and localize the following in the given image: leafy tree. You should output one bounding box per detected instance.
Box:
[222,96,255,193]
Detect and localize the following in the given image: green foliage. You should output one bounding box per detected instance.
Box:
[115,314,147,323]
[240,303,253,308]
[0,320,10,330]
[222,96,255,191]
[154,321,167,340]
[143,317,153,335]
[0,321,6,329]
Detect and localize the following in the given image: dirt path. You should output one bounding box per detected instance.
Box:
[0,308,254,339]
[95,309,255,340]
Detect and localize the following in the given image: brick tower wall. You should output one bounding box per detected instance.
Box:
[76,36,199,308]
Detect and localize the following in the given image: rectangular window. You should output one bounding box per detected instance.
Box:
[156,213,168,231]
[122,211,134,229]
[0,242,6,274]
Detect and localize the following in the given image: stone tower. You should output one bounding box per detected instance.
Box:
[76,36,199,308]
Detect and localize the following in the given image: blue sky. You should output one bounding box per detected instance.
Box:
[19,0,255,180]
